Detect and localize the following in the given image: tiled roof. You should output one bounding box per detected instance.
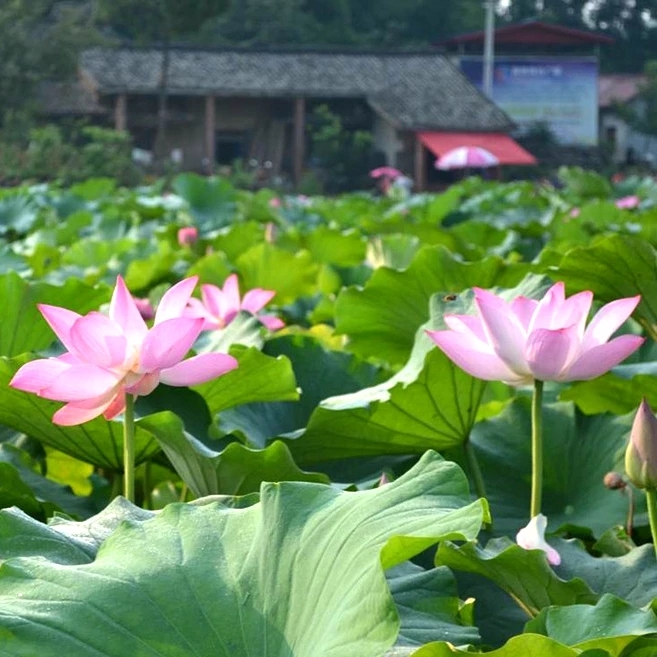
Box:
[599,74,646,108]
[79,47,514,132]
[37,80,107,115]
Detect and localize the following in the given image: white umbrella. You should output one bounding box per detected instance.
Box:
[435,146,499,170]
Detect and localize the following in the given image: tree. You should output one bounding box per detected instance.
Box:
[614,60,657,139]
[97,0,230,163]
[590,0,657,73]
[0,0,99,130]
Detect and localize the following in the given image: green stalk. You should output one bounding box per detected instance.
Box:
[647,488,657,560]
[123,394,136,503]
[530,379,544,519]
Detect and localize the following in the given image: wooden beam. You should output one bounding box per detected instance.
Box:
[114,94,127,132]
[204,95,216,175]
[293,97,306,187]
[414,135,426,192]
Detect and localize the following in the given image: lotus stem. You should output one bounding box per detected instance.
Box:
[530,379,544,519]
[647,488,657,560]
[123,394,136,503]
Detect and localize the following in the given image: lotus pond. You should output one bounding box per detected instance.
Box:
[1,169,657,655]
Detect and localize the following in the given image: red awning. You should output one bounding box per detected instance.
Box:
[418,132,537,166]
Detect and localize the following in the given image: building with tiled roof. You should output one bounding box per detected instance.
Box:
[39,46,537,188]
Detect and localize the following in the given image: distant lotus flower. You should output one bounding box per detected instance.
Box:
[427,282,644,385]
[177,226,198,247]
[269,197,282,208]
[625,398,657,490]
[569,207,581,218]
[615,195,640,210]
[133,297,155,321]
[516,514,561,566]
[185,273,285,332]
[10,276,238,425]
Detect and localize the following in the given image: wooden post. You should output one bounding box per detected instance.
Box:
[114,94,127,132]
[414,135,426,192]
[204,95,216,175]
[293,97,306,187]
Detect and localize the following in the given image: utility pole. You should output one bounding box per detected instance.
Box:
[482,0,495,98]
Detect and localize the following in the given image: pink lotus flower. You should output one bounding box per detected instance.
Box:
[10,276,238,425]
[185,274,285,332]
[269,197,282,209]
[625,398,657,490]
[516,514,561,566]
[133,297,155,321]
[615,195,640,210]
[427,282,644,385]
[177,226,198,247]
[569,207,581,219]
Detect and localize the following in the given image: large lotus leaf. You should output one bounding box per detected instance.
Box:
[560,362,657,415]
[388,562,480,648]
[0,497,153,563]
[0,272,110,357]
[0,444,94,520]
[193,345,299,417]
[408,634,592,657]
[525,594,657,651]
[553,539,657,607]
[436,538,596,618]
[218,334,382,448]
[334,245,529,366]
[0,356,160,471]
[209,221,266,263]
[124,241,180,292]
[0,451,488,657]
[138,411,329,497]
[186,250,232,286]
[171,173,237,230]
[135,384,214,444]
[305,225,367,266]
[468,398,632,536]
[287,332,486,466]
[366,234,421,270]
[553,234,657,340]
[0,195,39,235]
[236,243,320,304]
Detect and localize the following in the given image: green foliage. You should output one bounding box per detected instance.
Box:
[307,104,376,193]
[0,124,141,187]
[0,0,99,126]
[0,452,487,657]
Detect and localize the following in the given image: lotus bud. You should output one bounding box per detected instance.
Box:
[177,226,198,247]
[603,471,626,490]
[625,398,657,490]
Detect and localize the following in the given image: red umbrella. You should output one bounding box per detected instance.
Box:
[369,166,403,179]
[436,146,499,170]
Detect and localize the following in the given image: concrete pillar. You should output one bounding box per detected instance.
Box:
[204,95,216,174]
[293,97,306,186]
[114,94,127,132]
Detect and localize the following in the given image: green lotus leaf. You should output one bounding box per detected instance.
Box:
[335,245,529,366]
[0,451,487,657]
[138,411,329,496]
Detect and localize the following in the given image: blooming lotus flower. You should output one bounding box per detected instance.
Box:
[177,226,198,246]
[427,282,643,385]
[10,276,238,425]
[615,195,640,210]
[185,274,284,332]
[516,514,561,566]
[625,398,657,490]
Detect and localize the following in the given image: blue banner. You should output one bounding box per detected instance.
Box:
[460,56,599,145]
